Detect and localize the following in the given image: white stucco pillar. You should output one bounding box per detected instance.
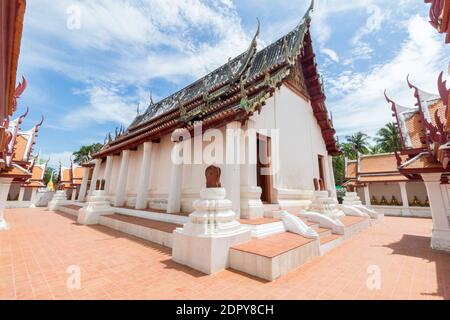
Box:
[225,121,241,215]
[239,121,263,219]
[422,173,450,252]
[88,159,102,196]
[30,188,38,202]
[364,185,370,206]
[71,189,77,201]
[327,156,337,199]
[114,150,131,207]
[78,167,90,202]
[18,187,25,202]
[103,155,114,194]
[399,182,409,208]
[167,142,183,214]
[0,178,13,230]
[135,142,153,210]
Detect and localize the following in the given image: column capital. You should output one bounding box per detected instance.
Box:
[421,173,443,183]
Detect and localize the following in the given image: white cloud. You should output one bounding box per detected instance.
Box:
[329,15,450,138]
[21,0,252,128]
[322,48,339,63]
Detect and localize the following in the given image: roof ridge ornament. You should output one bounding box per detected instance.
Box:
[437,71,449,121]
[298,0,314,28]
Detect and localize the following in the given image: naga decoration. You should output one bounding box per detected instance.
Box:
[12,76,27,113]
[437,71,450,130]
[425,0,444,30]
[225,18,260,84]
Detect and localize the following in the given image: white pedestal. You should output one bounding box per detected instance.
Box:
[172,188,251,274]
[431,229,450,252]
[240,186,264,220]
[78,190,114,225]
[342,192,363,206]
[309,191,345,220]
[48,190,69,211]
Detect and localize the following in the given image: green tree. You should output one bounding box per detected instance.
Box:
[44,167,56,185]
[332,155,345,186]
[374,122,401,153]
[72,143,103,165]
[340,142,357,160]
[368,144,383,154]
[345,132,370,155]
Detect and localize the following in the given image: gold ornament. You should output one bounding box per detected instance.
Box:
[390,196,400,206]
[371,196,378,206]
[411,196,422,207]
[424,197,430,207]
[380,196,388,206]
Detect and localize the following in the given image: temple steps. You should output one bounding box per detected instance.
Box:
[58,204,81,217]
[229,232,320,281]
[98,214,182,248]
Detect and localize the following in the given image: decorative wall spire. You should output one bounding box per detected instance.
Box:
[12,76,27,113]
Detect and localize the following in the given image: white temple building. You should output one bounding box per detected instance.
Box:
[49,3,381,280]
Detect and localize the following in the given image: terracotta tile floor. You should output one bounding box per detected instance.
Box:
[0,208,449,300]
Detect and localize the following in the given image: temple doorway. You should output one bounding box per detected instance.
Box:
[257,134,272,204]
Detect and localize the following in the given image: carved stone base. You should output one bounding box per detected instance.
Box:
[48,190,69,211]
[78,190,114,225]
[431,229,450,252]
[172,188,251,274]
[240,186,264,220]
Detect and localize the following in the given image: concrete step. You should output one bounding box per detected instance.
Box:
[229,232,320,281]
[58,205,80,217]
[313,226,332,238]
[99,214,182,248]
[339,216,371,239]
[319,234,344,256]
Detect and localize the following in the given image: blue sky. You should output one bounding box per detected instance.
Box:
[16,0,450,167]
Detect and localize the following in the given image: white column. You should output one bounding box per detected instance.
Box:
[88,159,102,196]
[78,167,90,202]
[364,185,370,206]
[30,188,38,202]
[71,189,77,201]
[327,156,337,199]
[167,142,183,214]
[0,178,13,230]
[114,150,130,207]
[399,182,409,208]
[225,121,241,215]
[18,187,25,202]
[103,155,114,194]
[422,173,450,252]
[135,142,153,210]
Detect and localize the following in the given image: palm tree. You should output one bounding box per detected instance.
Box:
[369,144,383,154]
[72,143,103,165]
[345,132,370,155]
[375,122,402,153]
[340,142,357,160]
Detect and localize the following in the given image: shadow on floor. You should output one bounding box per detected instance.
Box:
[382,234,450,299]
[160,259,207,279]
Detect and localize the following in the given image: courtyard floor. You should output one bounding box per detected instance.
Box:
[0,208,449,300]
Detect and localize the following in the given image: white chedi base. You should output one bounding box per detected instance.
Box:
[48,190,69,211]
[342,192,363,206]
[78,190,114,225]
[240,186,264,220]
[309,191,345,220]
[172,188,251,275]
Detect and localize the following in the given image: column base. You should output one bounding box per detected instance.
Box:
[240,186,264,220]
[431,229,450,252]
[172,229,251,275]
[78,191,114,225]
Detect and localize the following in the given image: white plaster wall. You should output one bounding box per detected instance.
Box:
[251,86,330,191]
[126,146,143,196]
[108,154,121,196]
[406,181,428,204]
[369,182,402,203]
